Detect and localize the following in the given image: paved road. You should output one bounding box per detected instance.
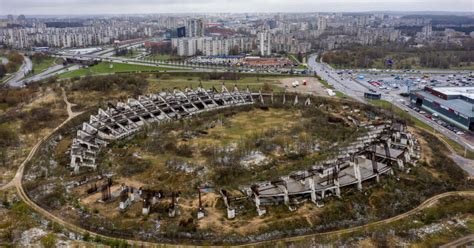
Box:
[5,54,32,87]
[308,54,366,103]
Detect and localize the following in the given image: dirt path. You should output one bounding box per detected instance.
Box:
[1,89,83,191]
[440,234,474,248]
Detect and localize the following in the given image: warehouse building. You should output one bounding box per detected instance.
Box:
[410,87,474,131]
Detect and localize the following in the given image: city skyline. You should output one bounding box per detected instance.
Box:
[1,0,473,15]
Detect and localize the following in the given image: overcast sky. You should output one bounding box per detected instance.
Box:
[1,0,473,15]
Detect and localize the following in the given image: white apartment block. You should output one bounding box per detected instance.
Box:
[172,37,254,57]
[258,32,272,56]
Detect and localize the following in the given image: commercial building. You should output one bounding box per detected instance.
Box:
[410,87,474,131]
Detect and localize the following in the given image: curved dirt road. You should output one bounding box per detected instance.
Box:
[3,89,474,247]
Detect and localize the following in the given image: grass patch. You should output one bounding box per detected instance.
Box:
[147,75,285,93]
[288,54,300,64]
[441,136,474,160]
[58,62,189,79]
[144,54,180,61]
[31,57,57,75]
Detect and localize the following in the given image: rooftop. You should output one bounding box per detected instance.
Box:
[434,87,474,100]
[416,90,474,118]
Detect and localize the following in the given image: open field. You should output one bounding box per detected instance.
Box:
[58,62,189,79]
[147,76,285,93]
[144,54,181,61]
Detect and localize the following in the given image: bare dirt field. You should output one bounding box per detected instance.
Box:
[278,77,330,97]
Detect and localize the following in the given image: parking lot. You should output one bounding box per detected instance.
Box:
[334,69,474,139]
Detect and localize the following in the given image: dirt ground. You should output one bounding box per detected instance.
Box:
[278,77,330,97]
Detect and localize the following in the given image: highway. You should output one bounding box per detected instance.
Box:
[5,54,32,87]
[307,54,366,103]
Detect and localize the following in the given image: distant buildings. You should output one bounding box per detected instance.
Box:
[421,24,433,38]
[1,13,471,55]
[0,18,154,48]
[317,16,327,31]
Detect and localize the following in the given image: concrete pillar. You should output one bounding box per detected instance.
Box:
[353,160,362,191]
[278,185,289,205]
[307,176,317,203]
[397,158,404,170]
[227,208,235,219]
[142,206,150,215]
[254,194,261,209]
[334,178,341,197]
[293,95,298,105]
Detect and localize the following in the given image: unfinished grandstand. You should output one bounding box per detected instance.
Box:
[69,86,420,214]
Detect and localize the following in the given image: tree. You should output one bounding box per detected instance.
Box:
[0,64,6,78]
[0,126,18,168]
[297,52,304,63]
[229,45,240,55]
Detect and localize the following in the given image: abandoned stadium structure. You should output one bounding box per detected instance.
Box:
[69,85,421,216]
[240,122,420,216]
[70,85,313,172]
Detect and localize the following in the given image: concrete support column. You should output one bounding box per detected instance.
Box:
[397,158,404,170]
[334,178,341,197]
[308,177,317,203]
[353,161,362,191]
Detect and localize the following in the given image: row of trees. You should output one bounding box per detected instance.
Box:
[0,51,24,78]
[70,74,149,95]
[322,41,474,69]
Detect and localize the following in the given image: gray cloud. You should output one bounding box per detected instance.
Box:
[0,0,472,15]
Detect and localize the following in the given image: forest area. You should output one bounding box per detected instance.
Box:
[322,40,474,69]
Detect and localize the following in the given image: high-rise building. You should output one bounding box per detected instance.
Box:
[177,26,186,38]
[186,19,204,38]
[317,16,327,31]
[422,23,432,38]
[258,31,272,56]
